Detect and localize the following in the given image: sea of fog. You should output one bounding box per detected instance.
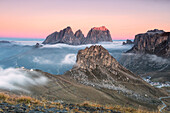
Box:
[0,38,133,75]
[1,38,169,92]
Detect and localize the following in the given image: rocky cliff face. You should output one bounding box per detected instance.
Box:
[69,45,143,85]
[83,26,112,44]
[42,26,113,45]
[42,26,81,45]
[154,32,170,57]
[127,29,170,57]
[76,45,119,70]
[74,29,85,43]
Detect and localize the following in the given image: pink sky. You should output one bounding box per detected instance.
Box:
[0,0,170,40]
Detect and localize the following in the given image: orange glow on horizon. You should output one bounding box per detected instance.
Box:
[0,0,170,40]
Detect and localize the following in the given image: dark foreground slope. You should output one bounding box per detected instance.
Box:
[0,46,168,112]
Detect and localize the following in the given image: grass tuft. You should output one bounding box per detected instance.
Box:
[0,92,160,113]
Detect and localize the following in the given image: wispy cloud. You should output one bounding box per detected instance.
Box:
[0,67,48,92]
[61,54,76,64]
[33,56,54,64]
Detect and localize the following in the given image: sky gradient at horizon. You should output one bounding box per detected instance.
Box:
[0,0,170,40]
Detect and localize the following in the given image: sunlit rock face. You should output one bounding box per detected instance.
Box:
[76,45,119,70]
[83,26,112,44]
[127,29,170,57]
[92,26,109,31]
[43,26,113,45]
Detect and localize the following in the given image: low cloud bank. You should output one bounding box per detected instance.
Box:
[0,67,48,92]
[42,41,132,50]
[147,54,169,64]
[122,53,170,64]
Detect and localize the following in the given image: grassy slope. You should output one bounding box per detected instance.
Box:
[0,92,160,113]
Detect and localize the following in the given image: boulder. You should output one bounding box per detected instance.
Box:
[123,39,134,45]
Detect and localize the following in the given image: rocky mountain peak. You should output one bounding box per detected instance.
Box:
[67,45,163,101]
[43,26,113,45]
[92,26,108,31]
[75,29,82,34]
[146,29,164,35]
[66,26,71,29]
[62,26,73,34]
[42,26,81,45]
[74,29,84,38]
[74,29,85,43]
[85,26,112,44]
[76,45,119,70]
[127,29,170,57]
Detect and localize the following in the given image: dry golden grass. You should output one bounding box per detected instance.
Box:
[16,96,40,104]
[0,92,41,105]
[0,92,160,113]
[80,101,160,113]
[0,93,9,100]
[81,101,102,108]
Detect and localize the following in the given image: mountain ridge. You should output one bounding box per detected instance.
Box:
[42,26,113,45]
[126,29,170,58]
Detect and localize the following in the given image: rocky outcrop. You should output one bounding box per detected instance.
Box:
[65,45,166,105]
[83,26,112,44]
[69,45,142,84]
[76,45,119,70]
[42,26,113,45]
[42,26,81,45]
[74,29,85,43]
[147,29,164,35]
[123,39,134,45]
[127,29,170,57]
[154,32,170,57]
[34,43,43,48]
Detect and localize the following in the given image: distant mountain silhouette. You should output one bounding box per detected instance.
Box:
[42,26,112,45]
